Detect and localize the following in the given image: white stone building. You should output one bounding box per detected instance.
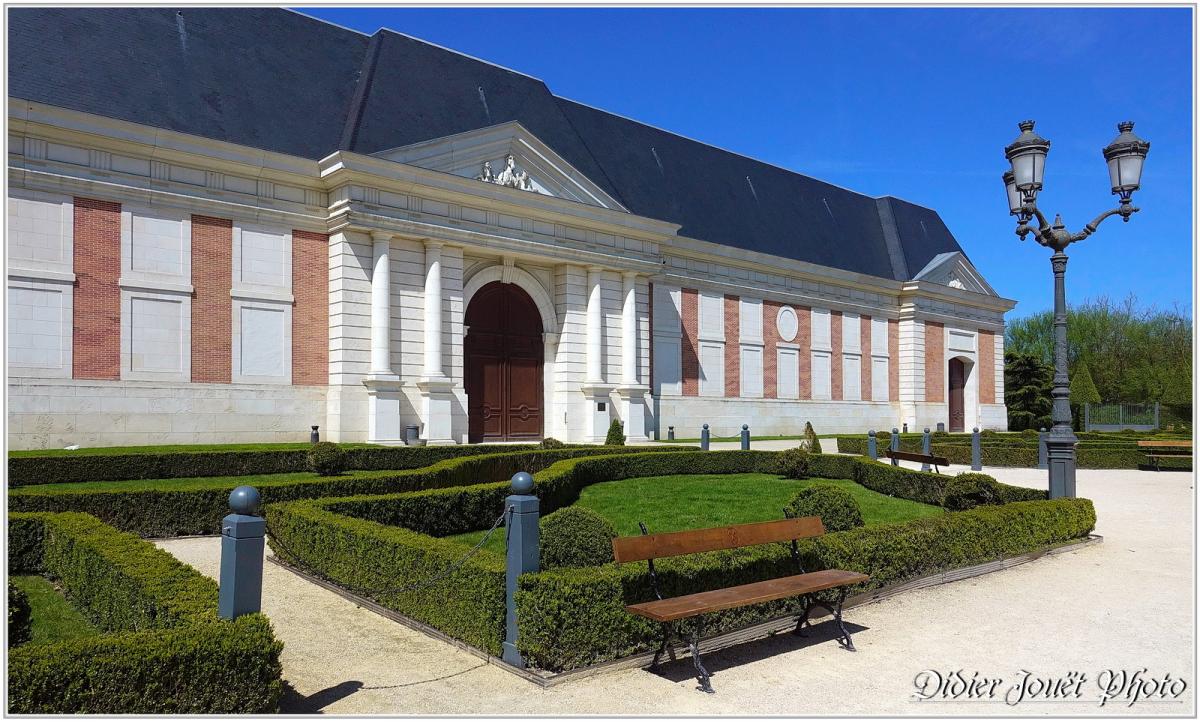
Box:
[6,8,1014,449]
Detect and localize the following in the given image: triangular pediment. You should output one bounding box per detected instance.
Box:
[371,121,626,211]
[912,252,996,296]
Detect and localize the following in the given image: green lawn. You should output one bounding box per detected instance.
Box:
[10,575,99,645]
[447,473,943,555]
[9,442,380,458]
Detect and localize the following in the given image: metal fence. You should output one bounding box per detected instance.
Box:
[1084,402,1159,432]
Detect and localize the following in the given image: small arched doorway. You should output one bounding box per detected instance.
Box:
[948,358,966,432]
[465,281,544,443]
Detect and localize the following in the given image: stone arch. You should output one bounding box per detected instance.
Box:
[463,264,559,337]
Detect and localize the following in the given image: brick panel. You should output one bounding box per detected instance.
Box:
[888,319,899,401]
[925,321,945,402]
[292,230,329,385]
[72,197,121,380]
[830,311,843,401]
[724,294,739,397]
[190,215,232,383]
[762,300,782,399]
[861,315,873,401]
[798,306,811,399]
[978,329,996,404]
[681,288,699,396]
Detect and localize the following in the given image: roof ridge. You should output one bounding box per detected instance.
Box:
[339,31,383,150]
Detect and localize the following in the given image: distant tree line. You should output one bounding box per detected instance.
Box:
[1003,295,1192,430]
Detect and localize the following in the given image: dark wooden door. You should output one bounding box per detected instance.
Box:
[465,282,544,443]
[948,358,965,432]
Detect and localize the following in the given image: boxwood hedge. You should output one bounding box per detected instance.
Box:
[836,433,1192,470]
[265,450,1081,672]
[7,512,283,713]
[9,446,686,538]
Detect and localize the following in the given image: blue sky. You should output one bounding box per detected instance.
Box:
[298,7,1193,318]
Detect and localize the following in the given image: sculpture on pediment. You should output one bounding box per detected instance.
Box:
[476,154,534,191]
[948,276,966,290]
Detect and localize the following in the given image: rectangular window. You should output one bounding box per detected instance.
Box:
[699,341,724,396]
[811,308,831,350]
[842,312,861,353]
[653,337,682,395]
[811,349,831,400]
[872,356,889,401]
[777,347,799,399]
[740,345,763,398]
[739,297,763,342]
[843,353,861,401]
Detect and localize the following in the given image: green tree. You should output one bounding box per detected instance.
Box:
[604,419,625,446]
[1004,351,1053,431]
[1069,362,1101,431]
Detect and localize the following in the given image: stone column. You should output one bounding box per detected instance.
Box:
[616,271,648,442]
[417,239,455,445]
[579,266,615,442]
[363,230,401,443]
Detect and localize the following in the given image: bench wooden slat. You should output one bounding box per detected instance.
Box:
[611,517,825,563]
[1137,440,1192,448]
[884,449,951,466]
[625,569,870,622]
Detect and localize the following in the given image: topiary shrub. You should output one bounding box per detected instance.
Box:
[802,422,822,453]
[539,437,566,449]
[787,483,863,532]
[942,472,1003,510]
[9,581,31,647]
[604,419,625,447]
[773,447,811,479]
[539,506,617,569]
[306,442,346,476]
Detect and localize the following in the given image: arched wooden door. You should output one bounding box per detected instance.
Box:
[465,282,544,443]
[948,358,966,432]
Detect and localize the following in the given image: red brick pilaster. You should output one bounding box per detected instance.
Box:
[763,300,782,399]
[191,215,233,383]
[72,197,122,380]
[831,311,843,401]
[292,230,329,385]
[798,306,811,399]
[681,288,699,396]
[925,321,945,402]
[888,319,899,401]
[861,315,873,401]
[979,329,996,404]
[724,294,739,397]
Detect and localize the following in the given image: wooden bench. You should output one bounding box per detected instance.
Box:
[612,516,869,693]
[884,448,951,474]
[1136,440,1193,471]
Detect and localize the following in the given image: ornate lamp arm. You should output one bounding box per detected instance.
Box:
[1071,204,1140,243]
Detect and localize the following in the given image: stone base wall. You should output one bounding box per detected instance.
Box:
[8,378,326,450]
[651,396,902,438]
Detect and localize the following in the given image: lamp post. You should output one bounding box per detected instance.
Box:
[1002,120,1150,499]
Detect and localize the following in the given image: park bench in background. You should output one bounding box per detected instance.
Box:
[613,516,869,693]
[884,448,951,474]
[1136,440,1193,471]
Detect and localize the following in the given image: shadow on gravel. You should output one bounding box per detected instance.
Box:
[280,680,364,713]
[646,619,870,688]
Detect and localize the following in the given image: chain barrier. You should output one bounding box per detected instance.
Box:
[265,504,513,598]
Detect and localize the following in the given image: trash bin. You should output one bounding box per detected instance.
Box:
[405,424,421,445]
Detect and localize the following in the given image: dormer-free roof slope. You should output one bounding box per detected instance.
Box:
[8,6,969,282]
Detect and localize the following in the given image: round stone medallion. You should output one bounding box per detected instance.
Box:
[776,305,798,342]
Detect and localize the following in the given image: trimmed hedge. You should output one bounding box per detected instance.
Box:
[265,450,1070,670]
[7,442,621,486]
[787,484,863,531]
[7,513,282,713]
[8,582,31,647]
[515,496,1096,671]
[9,446,689,538]
[540,507,617,569]
[836,433,1192,470]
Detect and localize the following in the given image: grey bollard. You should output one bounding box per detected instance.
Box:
[921,428,932,472]
[1037,428,1049,470]
[668,426,675,441]
[502,472,539,669]
[971,428,983,471]
[740,424,750,450]
[867,430,877,461]
[902,423,908,434]
[700,424,710,451]
[219,486,264,620]
[890,428,900,466]
[310,425,320,443]
[936,422,946,433]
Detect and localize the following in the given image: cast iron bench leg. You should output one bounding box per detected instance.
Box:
[831,588,856,652]
[687,618,714,694]
[650,622,674,670]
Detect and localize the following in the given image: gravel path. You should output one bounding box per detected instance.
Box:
[156,462,1194,715]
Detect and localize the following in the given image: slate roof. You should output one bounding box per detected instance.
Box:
[8,7,969,282]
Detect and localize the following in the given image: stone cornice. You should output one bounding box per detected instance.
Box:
[651,270,901,319]
[899,281,1018,314]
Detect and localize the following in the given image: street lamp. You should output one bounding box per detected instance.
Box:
[1001,120,1150,499]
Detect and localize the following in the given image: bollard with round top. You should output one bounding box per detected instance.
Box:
[310,425,320,444]
[740,424,750,450]
[867,430,877,461]
[971,427,983,471]
[890,427,900,466]
[667,426,675,441]
[502,471,539,669]
[921,428,932,472]
[700,423,710,451]
[219,486,265,620]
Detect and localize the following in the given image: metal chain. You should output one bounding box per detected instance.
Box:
[265,504,512,598]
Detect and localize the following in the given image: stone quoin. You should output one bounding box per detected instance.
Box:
[6,8,1014,448]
